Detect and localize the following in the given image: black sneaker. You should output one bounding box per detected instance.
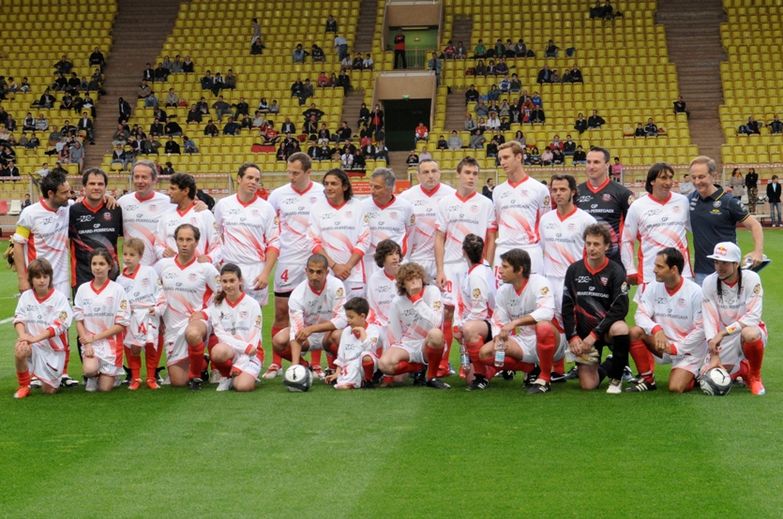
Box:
[550,371,567,383]
[412,367,427,386]
[564,365,579,380]
[467,375,489,391]
[371,369,384,385]
[425,378,451,389]
[61,375,80,388]
[526,381,551,394]
[524,366,541,387]
[624,379,657,392]
[188,377,203,391]
[501,369,515,380]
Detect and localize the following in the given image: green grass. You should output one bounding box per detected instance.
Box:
[1,231,782,518]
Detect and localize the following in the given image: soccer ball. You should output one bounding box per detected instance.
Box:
[699,367,732,396]
[284,364,313,392]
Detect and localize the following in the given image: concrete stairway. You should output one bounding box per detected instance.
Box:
[657,0,726,164]
[389,150,410,178]
[83,0,182,169]
[442,15,472,131]
[450,14,472,51]
[340,89,366,131]
[353,0,378,54]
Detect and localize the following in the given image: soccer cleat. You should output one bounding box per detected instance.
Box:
[14,386,31,399]
[113,377,123,388]
[85,377,98,392]
[425,378,451,389]
[209,369,222,384]
[622,366,637,383]
[564,365,579,380]
[146,378,160,390]
[160,375,171,386]
[749,378,766,396]
[371,369,384,385]
[624,379,657,392]
[412,367,427,386]
[262,363,282,380]
[311,365,326,381]
[606,379,622,394]
[501,369,515,380]
[61,375,79,388]
[524,366,541,387]
[550,371,568,384]
[30,377,42,388]
[216,377,233,392]
[526,380,551,394]
[188,377,203,391]
[128,378,142,391]
[467,375,489,391]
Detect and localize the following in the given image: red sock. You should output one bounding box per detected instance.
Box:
[145,346,161,380]
[17,370,31,387]
[214,358,233,378]
[466,339,485,377]
[630,339,655,383]
[504,357,534,373]
[362,356,374,381]
[426,345,443,379]
[280,347,292,362]
[553,357,565,374]
[311,349,322,369]
[270,326,283,367]
[187,342,205,379]
[325,342,338,370]
[439,318,453,372]
[535,323,556,382]
[395,361,423,375]
[742,338,765,380]
[125,347,142,380]
[684,378,695,392]
[732,359,749,381]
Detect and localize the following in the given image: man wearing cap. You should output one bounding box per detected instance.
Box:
[702,241,767,396]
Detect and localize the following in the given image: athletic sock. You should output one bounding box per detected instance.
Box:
[466,339,485,377]
[426,345,443,379]
[145,346,161,381]
[310,349,322,370]
[362,356,374,382]
[395,361,423,375]
[535,324,556,383]
[63,342,71,376]
[629,339,655,383]
[552,357,565,374]
[214,358,233,378]
[610,334,630,380]
[439,318,453,373]
[187,341,205,379]
[742,338,765,380]
[17,370,31,387]
[270,326,283,367]
[125,347,142,380]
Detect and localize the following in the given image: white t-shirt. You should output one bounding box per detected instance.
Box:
[366,269,397,327]
[361,194,414,260]
[14,288,72,352]
[702,270,764,341]
[308,198,370,285]
[493,175,551,252]
[388,285,444,349]
[13,200,70,289]
[436,191,497,264]
[399,183,456,264]
[73,280,131,351]
[155,256,220,332]
[491,274,555,339]
[288,276,348,341]
[456,261,496,326]
[539,206,596,279]
[118,191,173,266]
[635,278,706,356]
[214,193,279,265]
[268,181,325,266]
[206,292,263,356]
[155,202,221,264]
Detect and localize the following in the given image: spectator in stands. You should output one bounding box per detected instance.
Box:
[768,115,783,134]
[293,43,309,63]
[281,118,296,135]
[351,52,364,69]
[465,84,480,103]
[35,89,55,109]
[161,162,175,176]
[469,130,486,149]
[137,81,152,99]
[77,111,94,144]
[222,117,241,135]
[738,116,761,135]
[89,47,105,71]
[185,105,202,124]
[486,112,501,131]
[144,90,159,109]
[527,145,541,165]
[142,63,154,82]
[679,172,695,196]
[475,99,489,118]
[201,70,214,91]
[298,79,314,106]
[563,66,583,83]
[118,97,132,123]
[545,40,559,58]
[464,112,478,133]
[183,56,194,73]
[540,146,554,166]
[587,110,605,129]
[633,122,645,137]
[474,39,486,58]
[644,118,659,137]
[334,34,349,60]
[436,135,448,150]
[21,193,31,210]
[573,145,587,164]
[428,52,442,83]
[406,151,419,166]
[537,65,554,84]
[225,69,237,90]
[165,88,179,108]
[325,14,338,33]
[34,113,49,132]
[767,175,782,227]
[153,106,169,122]
[611,157,624,182]
[269,100,280,114]
[183,136,198,154]
[69,142,84,169]
[729,168,744,199]
[54,55,73,75]
[448,130,462,150]
[22,113,35,132]
[211,72,225,96]
[212,96,231,122]
[20,132,40,149]
[455,40,466,58]
[202,119,217,137]
[165,119,183,136]
[414,122,429,142]
[673,95,689,117]
[1,159,20,178]
[335,121,352,142]
[419,147,433,162]
[309,44,325,63]
[110,145,127,169]
[251,18,263,48]
[531,105,545,124]
[494,58,509,75]
[154,62,170,82]
[234,97,249,119]
[552,147,565,165]
[444,40,456,59]
[394,32,407,69]
[164,137,181,155]
[746,167,759,212]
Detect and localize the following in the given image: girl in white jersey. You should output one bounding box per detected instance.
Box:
[74,249,131,392]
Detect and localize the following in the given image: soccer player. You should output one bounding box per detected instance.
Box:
[434,156,497,376]
[271,254,347,376]
[13,259,73,399]
[214,163,279,306]
[399,159,456,281]
[74,249,131,392]
[366,239,402,327]
[627,248,706,393]
[361,168,413,279]
[205,263,264,392]
[575,147,634,264]
[308,168,370,297]
[492,141,550,277]
[562,223,631,394]
[155,224,220,389]
[325,297,383,389]
[621,163,692,285]
[379,262,448,389]
[265,152,325,379]
[116,238,163,390]
[155,173,220,264]
[702,242,767,395]
[476,249,560,393]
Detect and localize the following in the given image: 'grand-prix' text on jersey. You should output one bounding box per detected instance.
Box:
[576,178,633,263]
[635,278,706,355]
[399,183,456,264]
[436,191,497,264]
[268,181,325,266]
[68,199,123,287]
[118,191,173,266]
[214,193,280,265]
[493,175,550,252]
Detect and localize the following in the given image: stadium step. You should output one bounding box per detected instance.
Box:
[354,0,378,53]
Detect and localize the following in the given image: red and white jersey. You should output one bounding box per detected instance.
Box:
[268,181,325,266]
[13,200,70,288]
[155,202,221,264]
[73,280,131,350]
[493,176,550,252]
[456,261,496,326]
[337,324,384,364]
[361,195,414,257]
[539,207,596,279]
[388,285,443,349]
[399,183,456,264]
[702,270,764,341]
[155,256,219,331]
[206,293,263,356]
[491,274,555,339]
[14,288,72,352]
[436,191,497,264]
[117,265,162,347]
[635,278,706,355]
[118,191,173,266]
[214,193,280,265]
[308,198,370,285]
[366,269,397,327]
[621,192,692,283]
[288,276,348,340]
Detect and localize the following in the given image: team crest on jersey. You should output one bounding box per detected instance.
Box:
[389,211,398,220]
[363,213,369,223]
[58,311,68,322]
[540,286,550,295]
[274,216,280,225]
[543,196,551,207]
[255,315,262,326]
[677,297,687,308]
[102,212,113,221]
[600,276,608,286]
[336,287,344,297]
[188,272,198,281]
[753,283,761,295]
[433,300,442,310]
[410,214,416,224]
[120,300,128,310]
[470,204,480,214]
[602,194,612,202]
[105,297,114,306]
[310,196,318,204]
[620,282,629,294]
[472,288,482,299]
[628,194,635,204]
[239,310,248,319]
[713,201,721,208]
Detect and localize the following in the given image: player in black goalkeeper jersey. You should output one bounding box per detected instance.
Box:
[575,147,634,264]
[562,223,630,394]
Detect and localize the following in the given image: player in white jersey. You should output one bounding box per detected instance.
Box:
[155,224,220,389]
[702,242,767,395]
[204,264,264,392]
[378,262,450,389]
[271,254,347,377]
[434,156,497,377]
[118,160,175,266]
[214,163,280,306]
[454,234,496,389]
[626,248,707,393]
[399,159,456,281]
[621,163,693,285]
[308,168,370,297]
[74,249,131,392]
[116,238,163,390]
[13,259,73,399]
[493,141,551,278]
[476,248,562,393]
[360,168,414,279]
[265,152,325,379]
[366,239,402,327]
[325,297,384,389]
[155,173,220,264]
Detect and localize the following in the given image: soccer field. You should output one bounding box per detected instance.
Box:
[1,231,781,518]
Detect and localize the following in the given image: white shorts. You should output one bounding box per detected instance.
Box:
[655,352,705,376]
[442,262,466,307]
[235,262,270,306]
[55,281,71,302]
[92,338,124,377]
[294,331,330,351]
[335,352,377,388]
[233,351,264,379]
[274,261,306,295]
[716,325,768,374]
[493,244,544,287]
[124,309,160,348]
[164,324,190,365]
[507,329,566,364]
[550,276,565,316]
[390,343,425,364]
[28,345,65,388]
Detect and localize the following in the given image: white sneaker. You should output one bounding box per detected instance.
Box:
[216,377,233,392]
[85,377,98,392]
[113,377,123,388]
[262,363,282,380]
[160,375,171,386]
[606,379,622,394]
[209,369,222,383]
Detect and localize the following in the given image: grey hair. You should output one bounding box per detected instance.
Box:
[371,167,396,189]
[689,155,717,175]
[132,159,159,181]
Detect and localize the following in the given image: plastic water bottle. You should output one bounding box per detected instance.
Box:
[494,339,506,368]
[459,343,471,371]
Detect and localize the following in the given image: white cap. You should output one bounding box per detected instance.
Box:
[706,242,741,263]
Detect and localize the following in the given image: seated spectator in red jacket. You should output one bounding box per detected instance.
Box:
[415,122,429,141]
